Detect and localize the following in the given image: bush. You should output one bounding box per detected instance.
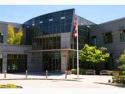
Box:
[119,71,125,75]
[0,84,22,88]
[112,75,125,84]
[6,84,17,88]
[71,69,86,75]
[79,69,86,75]
[71,69,77,74]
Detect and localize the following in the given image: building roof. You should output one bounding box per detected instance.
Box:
[99,17,125,25]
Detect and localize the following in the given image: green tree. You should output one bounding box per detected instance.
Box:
[13,27,23,44]
[7,24,15,44]
[118,51,125,75]
[79,44,110,69]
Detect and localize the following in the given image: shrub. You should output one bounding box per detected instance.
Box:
[112,76,125,84]
[119,71,125,75]
[0,84,21,88]
[71,69,86,75]
[79,69,86,75]
[6,84,17,88]
[71,69,77,74]
[118,51,125,75]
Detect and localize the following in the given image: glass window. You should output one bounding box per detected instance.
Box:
[39,21,43,24]
[91,36,97,45]
[7,54,27,73]
[32,23,35,26]
[0,33,3,43]
[103,32,113,44]
[60,16,66,20]
[120,30,125,42]
[49,19,53,22]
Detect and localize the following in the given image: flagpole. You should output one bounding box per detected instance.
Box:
[76,17,79,79]
[73,15,79,79]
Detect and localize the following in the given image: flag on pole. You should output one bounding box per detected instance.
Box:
[73,15,78,38]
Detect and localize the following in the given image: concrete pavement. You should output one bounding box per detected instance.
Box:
[0,73,117,88]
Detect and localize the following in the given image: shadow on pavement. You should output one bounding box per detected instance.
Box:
[7,72,64,76]
[94,82,125,88]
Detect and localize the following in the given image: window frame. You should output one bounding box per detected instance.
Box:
[120,29,125,42]
[103,32,113,44]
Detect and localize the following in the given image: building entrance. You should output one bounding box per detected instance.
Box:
[0,59,2,73]
[7,54,27,73]
[43,51,61,72]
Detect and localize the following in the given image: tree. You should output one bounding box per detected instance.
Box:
[79,44,110,69]
[118,51,125,75]
[13,27,23,44]
[7,24,15,44]
[7,24,23,45]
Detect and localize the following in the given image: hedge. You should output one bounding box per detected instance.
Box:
[71,69,86,75]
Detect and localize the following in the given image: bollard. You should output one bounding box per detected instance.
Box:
[65,71,67,79]
[46,70,48,79]
[4,70,6,78]
[108,79,111,83]
[25,70,28,79]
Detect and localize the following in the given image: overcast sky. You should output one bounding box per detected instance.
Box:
[0,5,125,24]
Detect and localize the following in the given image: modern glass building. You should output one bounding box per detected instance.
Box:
[23,9,95,72]
[1,8,124,73]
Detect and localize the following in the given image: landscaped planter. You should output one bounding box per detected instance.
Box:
[0,84,22,88]
[112,75,125,87]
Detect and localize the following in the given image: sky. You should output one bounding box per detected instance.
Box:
[1,5,125,24]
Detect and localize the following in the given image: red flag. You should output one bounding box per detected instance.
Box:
[73,15,78,38]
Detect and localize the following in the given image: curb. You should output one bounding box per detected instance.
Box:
[0,78,79,81]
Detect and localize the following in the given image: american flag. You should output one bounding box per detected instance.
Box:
[73,15,78,38]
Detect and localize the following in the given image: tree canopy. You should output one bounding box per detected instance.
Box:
[7,24,15,44]
[7,24,23,45]
[13,27,23,45]
[79,44,110,66]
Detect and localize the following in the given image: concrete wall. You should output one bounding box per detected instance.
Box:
[61,32,71,49]
[28,52,43,73]
[61,50,69,72]
[60,32,71,72]
[0,22,7,44]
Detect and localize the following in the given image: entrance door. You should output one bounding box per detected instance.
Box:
[7,62,18,73]
[7,54,27,73]
[43,52,61,72]
[0,59,2,73]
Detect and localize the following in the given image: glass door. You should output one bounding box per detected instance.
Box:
[43,51,61,72]
[0,59,2,73]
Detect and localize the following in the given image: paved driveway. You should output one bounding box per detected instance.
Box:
[0,73,116,88]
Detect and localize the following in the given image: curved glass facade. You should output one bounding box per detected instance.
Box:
[23,9,74,45]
